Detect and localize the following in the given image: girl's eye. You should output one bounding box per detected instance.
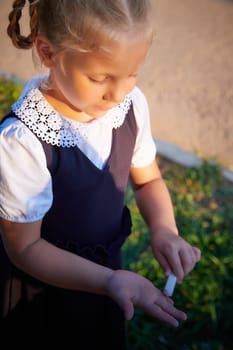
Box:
[89,76,108,84]
[88,74,137,84]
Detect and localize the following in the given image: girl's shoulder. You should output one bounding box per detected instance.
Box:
[0,115,52,223]
[0,116,42,154]
[130,86,150,120]
[131,86,149,107]
[130,86,151,129]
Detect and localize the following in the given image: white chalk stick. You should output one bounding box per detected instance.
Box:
[164,273,177,296]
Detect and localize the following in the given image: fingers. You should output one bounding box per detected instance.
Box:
[138,292,187,328]
[155,251,172,277]
[158,249,183,282]
[157,250,183,283]
[109,269,188,327]
[178,249,197,277]
[193,246,201,261]
[157,243,201,283]
[179,245,201,279]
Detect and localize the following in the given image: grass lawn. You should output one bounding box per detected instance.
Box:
[124,156,233,350]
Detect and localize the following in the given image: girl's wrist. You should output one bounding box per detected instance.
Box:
[102,267,115,296]
[150,223,179,237]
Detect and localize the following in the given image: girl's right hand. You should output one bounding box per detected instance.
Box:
[0,216,186,328]
[106,269,187,327]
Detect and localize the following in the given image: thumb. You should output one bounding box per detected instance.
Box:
[193,247,201,261]
[156,252,171,277]
[121,299,135,320]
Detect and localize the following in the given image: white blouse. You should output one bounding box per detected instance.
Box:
[0,75,156,223]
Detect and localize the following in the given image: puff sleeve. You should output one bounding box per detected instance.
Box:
[0,118,53,223]
[131,87,157,168]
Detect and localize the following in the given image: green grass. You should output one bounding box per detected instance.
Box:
[0,75,23,120]
[124,158,233,350]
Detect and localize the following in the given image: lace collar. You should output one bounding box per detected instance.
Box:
[12,75,133,147]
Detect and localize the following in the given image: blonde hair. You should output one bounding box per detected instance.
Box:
[7,0,153,52]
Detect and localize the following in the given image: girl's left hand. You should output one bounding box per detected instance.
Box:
[151,230,201,283]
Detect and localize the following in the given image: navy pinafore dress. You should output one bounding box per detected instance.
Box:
[0,104,137,349]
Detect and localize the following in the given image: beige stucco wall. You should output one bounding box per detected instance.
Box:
[139,0,233,170]
[1,0,233,171]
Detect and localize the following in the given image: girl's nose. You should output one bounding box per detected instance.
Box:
[103,80,130,104]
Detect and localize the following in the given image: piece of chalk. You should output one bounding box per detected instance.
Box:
[164,273,177,296]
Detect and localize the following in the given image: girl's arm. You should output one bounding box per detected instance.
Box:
[130,160,201,283]
[0,216,187,325]
[0,218,113,293]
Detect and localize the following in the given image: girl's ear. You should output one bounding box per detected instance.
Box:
[34,35,55,68]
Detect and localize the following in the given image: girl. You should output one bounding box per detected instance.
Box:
[0,0,201,348]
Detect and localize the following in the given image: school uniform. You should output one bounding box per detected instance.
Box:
[0,75,156,348]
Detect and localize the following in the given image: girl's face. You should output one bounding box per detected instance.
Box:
[38,33,150,121]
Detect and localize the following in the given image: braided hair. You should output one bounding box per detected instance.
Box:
[7,0,39,49]
[7,0,153,53]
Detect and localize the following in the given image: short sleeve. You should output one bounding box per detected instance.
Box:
[131,87,156,168]
[0,118,53,223]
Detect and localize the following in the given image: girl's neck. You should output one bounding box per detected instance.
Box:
[41,89,95,123]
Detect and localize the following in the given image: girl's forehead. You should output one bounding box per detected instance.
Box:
[72,36,150,63]
[62,23,152,55]
[64,34,150,75]
[69,30,151,59]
